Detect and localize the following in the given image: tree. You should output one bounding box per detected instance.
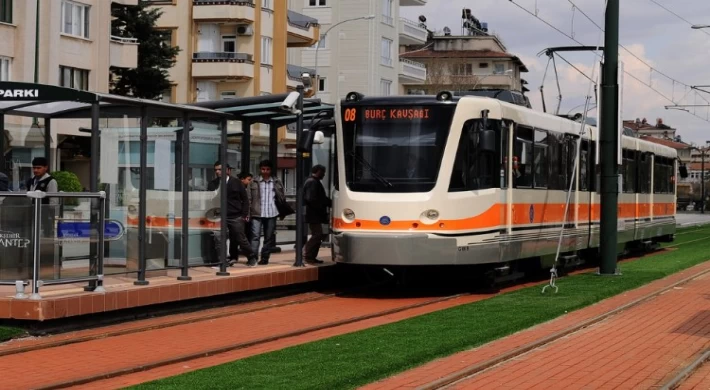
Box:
[109,1,180,100]
[417,57,481,94]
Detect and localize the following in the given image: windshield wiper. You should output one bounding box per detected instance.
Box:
[346,151,393,188]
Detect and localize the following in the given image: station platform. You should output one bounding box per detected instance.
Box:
[0,251,334,321]
[364,261,710,390]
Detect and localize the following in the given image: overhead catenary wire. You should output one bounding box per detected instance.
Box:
[508,0,710,123]
[565,0,710,108]
[648,0,710,37]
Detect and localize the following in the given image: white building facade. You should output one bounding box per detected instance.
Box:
[289,0,428,103]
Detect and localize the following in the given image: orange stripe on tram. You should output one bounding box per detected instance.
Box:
[333,203,676,232]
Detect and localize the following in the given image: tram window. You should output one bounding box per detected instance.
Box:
[580,140,589,191]
[533,129,548,189]
[548,134,561,190]
[622,149,637,193]
[449,119,498,192]
[501,122,509,189]
[560,136,576,191]
[513,126,533,188]
[653,156,674,194]
[638,152,651,194]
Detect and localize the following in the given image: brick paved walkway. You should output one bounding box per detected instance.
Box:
[362,261,710,390]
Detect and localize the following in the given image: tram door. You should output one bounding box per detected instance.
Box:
[309,126,335,247]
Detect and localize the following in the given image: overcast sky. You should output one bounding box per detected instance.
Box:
[401,0,710,145]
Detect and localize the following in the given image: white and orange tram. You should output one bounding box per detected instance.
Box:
[331,91,677,271]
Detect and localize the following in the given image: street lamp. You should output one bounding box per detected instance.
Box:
[293,72,312,267]
[691,24,710,29]
[313,15,375,98]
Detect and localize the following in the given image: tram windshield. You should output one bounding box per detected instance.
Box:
[341,105,455,193]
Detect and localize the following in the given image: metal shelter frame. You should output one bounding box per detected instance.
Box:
[0,82,233,288]
[191,93,335,266]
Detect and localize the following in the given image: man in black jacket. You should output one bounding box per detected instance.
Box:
[208,161,256,267]
[303,164,331,264]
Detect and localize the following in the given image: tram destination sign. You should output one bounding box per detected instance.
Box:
[344,106,435,123]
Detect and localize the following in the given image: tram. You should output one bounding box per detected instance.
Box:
[331,91,677,273]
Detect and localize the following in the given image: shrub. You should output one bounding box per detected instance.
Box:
[51,171,83,206]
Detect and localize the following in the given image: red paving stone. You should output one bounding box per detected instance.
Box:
[678,361,710,390]
[363,260,710,390]
[0,291,328,355]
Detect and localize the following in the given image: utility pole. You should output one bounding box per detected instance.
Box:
[599,0,620,275]
[294,85,306,267]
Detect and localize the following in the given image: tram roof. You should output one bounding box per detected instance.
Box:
[190,93,334,127]
[0,82,230,120]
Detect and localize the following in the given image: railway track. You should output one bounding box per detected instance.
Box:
[416,267,710,390]
[658,349,710,390]
[1,239,697,390]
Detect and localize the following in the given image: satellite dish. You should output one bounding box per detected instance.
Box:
[443,26,451,36]
[419,15,426,23]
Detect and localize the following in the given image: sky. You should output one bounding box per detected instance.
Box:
[401,0,710,146]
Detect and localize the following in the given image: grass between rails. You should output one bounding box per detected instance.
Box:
[0,326,25,343]
[133,226,710,390]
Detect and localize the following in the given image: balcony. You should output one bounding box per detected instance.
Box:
[398,17,427,46]
[112,0,139,5]
[287,10,320,48]
[192,52,254,80]
[400,0,427,6]
[109,35,139,69]
[286,64,315,90]
[398,59,426,84]
[193,0,255,22]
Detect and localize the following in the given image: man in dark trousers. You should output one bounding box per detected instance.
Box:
[208,161,256,267]
[303,164,331,264]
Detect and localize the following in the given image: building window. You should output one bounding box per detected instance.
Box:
[222,35,236,53]
[381,0,393,25]
[318,77,326,92]
[379,79,391,96]
[453,63,473,75]
[310,34,326,49]
[0,0,12,24]
[159,29,173,48]
[61,1,90,39]
[261,36,272,65]
[221,91,237,100]
[493,63,506,74]
[380,38,392,67]
[0,56,10,81]
[59,66,89,90]
[262,0,272,9]
[160,88,172,103]
[308,0,327,6]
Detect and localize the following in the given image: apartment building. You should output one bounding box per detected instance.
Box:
[148,0,319,103]
[289,0,428,104]
[0,0,139,188]
[399,33,528,96]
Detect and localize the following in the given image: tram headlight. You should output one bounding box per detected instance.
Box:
[342,208,356,222]
[127,204,138,216]
[420,209,440,224]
